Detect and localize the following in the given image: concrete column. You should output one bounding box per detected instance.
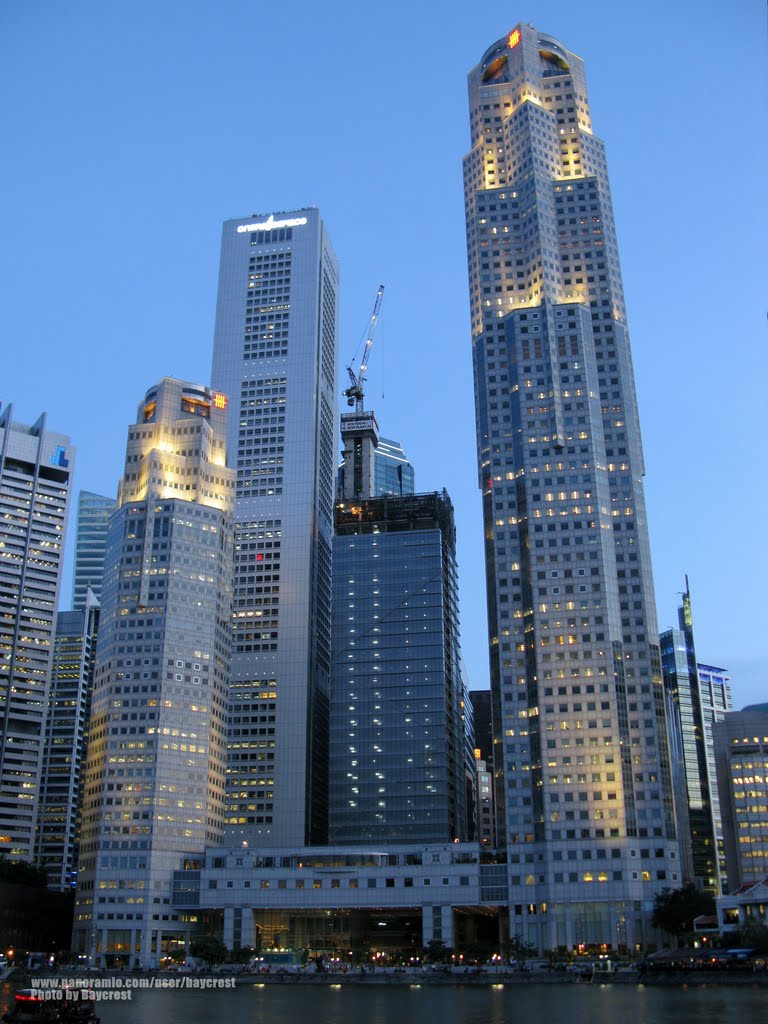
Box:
[223,907,236,951]
[564,905,574,952]
[240,909,254,950]
[421,905,434,948]
[440,906,454,949]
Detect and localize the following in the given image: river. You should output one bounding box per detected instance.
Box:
[4,980,768,1024]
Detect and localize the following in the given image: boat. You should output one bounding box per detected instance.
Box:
[1,989,99,1024]
[1,990,62,1022]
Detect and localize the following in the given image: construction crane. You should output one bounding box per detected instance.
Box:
[343,284,384,413]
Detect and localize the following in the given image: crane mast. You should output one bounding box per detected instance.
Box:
[343,284,384,413]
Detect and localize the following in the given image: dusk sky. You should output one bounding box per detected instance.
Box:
[2,0,765,707]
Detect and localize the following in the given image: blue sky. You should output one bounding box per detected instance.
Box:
[2,0,765,707]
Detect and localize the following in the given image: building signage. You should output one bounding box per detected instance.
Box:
[237,215,308,233]
[508,29,521,49]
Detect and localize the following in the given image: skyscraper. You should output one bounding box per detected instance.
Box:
[73,378,234,967]
[697,663,732,887]
[329,490,469,844]
[0,405,74,862]
[71,490,117,610]
[37,591,100,890]
[211,208,339,847]
[463,25,680,950]
[660,581,719,893]
[714,707,768,890]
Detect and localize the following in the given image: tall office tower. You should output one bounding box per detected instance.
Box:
[660,582,719,893]
[329,490,469,844]
[697,663,732,888]
[73,379,234,967]
[463,26,680,950]
[0,405,74,862]
[71,490,117,610]
[714,708,768,891]
[37,591,100,890]
[211,208,339,847]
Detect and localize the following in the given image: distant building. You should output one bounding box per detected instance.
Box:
[329,490,470,844]
[714,707,768,891]
[374,437,415,497]
[73,378,235,967]
[469,690,494,766]
[697,663,732,888]
[211,208,339,848]
[36,591,100,891]
[474,754,496,847]
[71,490,116,610]
[660,581,720,893]
[0,405,74,862]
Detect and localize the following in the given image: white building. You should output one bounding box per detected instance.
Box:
[172,842,500,953]
[0,405,74,862]
[211,209,339,848]
[73,378,235,967]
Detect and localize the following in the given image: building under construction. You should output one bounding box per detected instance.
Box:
[329,488,474,845]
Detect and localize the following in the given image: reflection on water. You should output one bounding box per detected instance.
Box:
[4,982,768,1024]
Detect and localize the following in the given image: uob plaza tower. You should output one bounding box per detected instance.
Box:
[463,25,680,950]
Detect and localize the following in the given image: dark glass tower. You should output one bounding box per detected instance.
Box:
[329,491,468,844]
[660,581,720,893]
[463,24,680,950]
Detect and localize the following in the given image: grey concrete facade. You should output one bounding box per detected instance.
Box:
[211,209,339,848]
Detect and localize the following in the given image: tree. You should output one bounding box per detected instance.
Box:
[189,936,229,965]
[507,935,537,959]
[0,856,48,888]
[734,919,768,953]
[652,883,715,939]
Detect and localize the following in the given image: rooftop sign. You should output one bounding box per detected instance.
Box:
[236,215,308,233]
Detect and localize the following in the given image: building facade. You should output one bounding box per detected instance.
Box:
[211,208,339,848]
[71,490,117,610]
[714,708,768,891]
[36,591,100,890]
[72,378,235,967]
[211,207,342,847]
[172,841,497,954]
[0,405,74,862]
[697,663,732,888]
[329,491,470,845]
[462,25,680,950]
[660,582,719,893]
